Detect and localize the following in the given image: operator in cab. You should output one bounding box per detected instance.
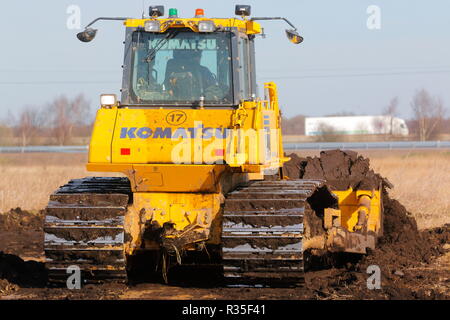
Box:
[165,49,218,101]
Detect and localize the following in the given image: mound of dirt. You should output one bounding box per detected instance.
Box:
[0,251,47,288]
[347,225,450,299]
[283,149,390,191]
[284,150,449,299]
[364,224,449,270]
[379,191,418,244]
[0,208,43,231]
[283,150,418,243]
[281,153,306,179]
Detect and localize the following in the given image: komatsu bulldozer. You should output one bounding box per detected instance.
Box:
[44,5,383,286]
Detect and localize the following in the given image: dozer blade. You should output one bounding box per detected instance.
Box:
[222,179,333,287]
[44,177,132,285]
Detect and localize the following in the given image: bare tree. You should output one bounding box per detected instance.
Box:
[281,115,305,135]
[315,122,339,142]
[0,110,16,146]
[371,117,386,135]
[410,89,446,141]
[46,94,91,145]
[383,97,399,136]
[16,107,43,147]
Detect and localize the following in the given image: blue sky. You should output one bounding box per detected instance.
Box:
[0,0,449,119]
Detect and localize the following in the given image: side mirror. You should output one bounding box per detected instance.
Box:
[77,28,97,42]
[286,29,303,44]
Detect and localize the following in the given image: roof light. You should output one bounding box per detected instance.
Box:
[198,20,216,33]
[235,5,251,17]
[195,9,205,18]
[145,20,161,32]
[168,8,178,18]
[100,94,117,108]
[149,5,164,17]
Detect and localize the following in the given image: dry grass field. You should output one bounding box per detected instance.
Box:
[0,153,121,214]
[0,150,449,229]
[368,150,450,229]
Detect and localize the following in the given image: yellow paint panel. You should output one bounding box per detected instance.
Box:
[124,192,222,253]
[88,82,286,193]
[88,108,118,163]
[333,189,382,233]
[112,108,233,164]
[110,107,280,167]
[130,164,226,192]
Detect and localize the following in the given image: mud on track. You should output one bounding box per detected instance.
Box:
[1,150,449,299]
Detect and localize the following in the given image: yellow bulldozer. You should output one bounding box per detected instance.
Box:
[44,5,383,286]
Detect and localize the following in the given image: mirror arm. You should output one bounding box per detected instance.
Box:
[250,17,298,31]
[84,17,131,29]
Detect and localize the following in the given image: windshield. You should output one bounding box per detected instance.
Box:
[130,30,233,106]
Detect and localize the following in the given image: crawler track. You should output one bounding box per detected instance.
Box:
[222,179,334,287]
[44,177,132,284]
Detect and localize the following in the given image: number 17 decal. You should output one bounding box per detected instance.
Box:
[166,110,187,126]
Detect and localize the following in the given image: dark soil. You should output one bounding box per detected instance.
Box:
[0,208,43,259]
[0,208,43,232]
[281,150,449,299]
[0,252,47,288]
[283,149,390,190]
[0,208,448,300]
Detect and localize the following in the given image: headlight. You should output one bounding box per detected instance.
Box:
[145,20,161,32]
[198,21,216,33]
[100,94,117,108]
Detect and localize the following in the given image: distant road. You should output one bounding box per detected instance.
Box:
[0,146,88,153]
[0,141,449,153]
[284,141,450,151]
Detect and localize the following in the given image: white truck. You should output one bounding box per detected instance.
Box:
[304,116,409,136]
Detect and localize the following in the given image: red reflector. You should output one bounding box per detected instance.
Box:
[214,149,224,156]
[121,148,130,155]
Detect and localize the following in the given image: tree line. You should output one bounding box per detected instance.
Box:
[0,94,92,146]
[282,88,449,141]
[0,89,448,146]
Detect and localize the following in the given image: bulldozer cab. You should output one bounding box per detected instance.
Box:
[75,7,303,168]
[121,26,256,107]
[75,6,303,109]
